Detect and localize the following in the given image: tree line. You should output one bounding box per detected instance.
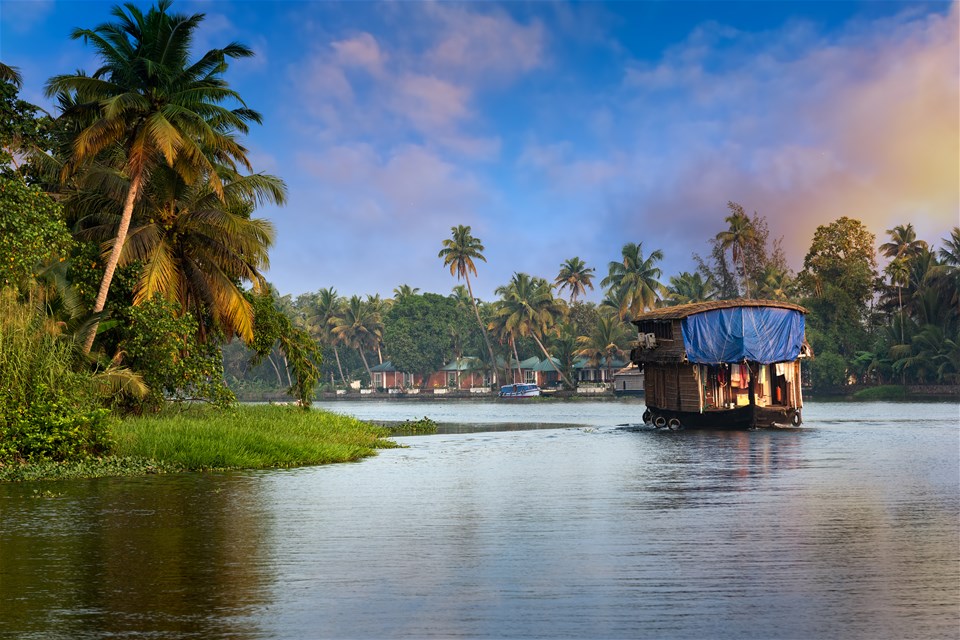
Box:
[229,207,959,396]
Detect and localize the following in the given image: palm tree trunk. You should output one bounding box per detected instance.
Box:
[333,345,347,386]
[267,352,284,387]
[512,337,522,383]
[83,170,143,354]
[465,275,498,386]
[897,286,904,343]
[741,253,750,298]
[282,354,293,388]
[532,334,573,389]
[358,348,374,391]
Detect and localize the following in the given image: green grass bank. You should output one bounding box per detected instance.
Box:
[0,405,398,482]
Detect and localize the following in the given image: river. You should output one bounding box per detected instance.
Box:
[0,400,957,639]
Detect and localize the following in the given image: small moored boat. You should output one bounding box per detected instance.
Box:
[499,383,541,398]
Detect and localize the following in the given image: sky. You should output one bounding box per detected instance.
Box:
[1,0,958,302]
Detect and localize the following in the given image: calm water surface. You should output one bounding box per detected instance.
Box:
[1,400,957,639]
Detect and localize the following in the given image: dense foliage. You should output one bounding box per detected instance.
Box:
[383,293,473,379]
[0,292,112,463]
[0,176,72,288]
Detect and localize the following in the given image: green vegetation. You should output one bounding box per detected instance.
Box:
[113,405,397,470]
[852,386,910,401]
[391,416,439,435]
[0,1,956,475]
[0,405,397,481]
[0,291,114,464]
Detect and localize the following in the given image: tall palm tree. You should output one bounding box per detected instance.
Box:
[938,227,960,268]
[600,285,632,322]
[755,266,794,302]
[880,223,928,263]
[494,272,573,388]
[308,287,347,386]
[75,164,283,343]
[600,242,664,319]
[449,284,472,309]
[937,227,960,317]
[393,284,420,301]
[575,313,631,383]
[330,295,380,386]
[880,223,929,340]
[665,272,717,306]
[554,257,595,303]
[715,205,757,298]
[438,225,498,385]
[488,303,523,384]
[47,0,261,353]
[0,62,22,86]
[365,294,387,364]
[885,257,910,344]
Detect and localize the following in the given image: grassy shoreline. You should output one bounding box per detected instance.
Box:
[0,405,398,483]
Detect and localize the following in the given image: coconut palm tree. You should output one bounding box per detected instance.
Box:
[365,294,387,364]
[46,0,262,353]
[330,295,380,386]
[665,272,717,306]
[937,227,960,318]
[308,287,348,386]
[715,204,757,298]
[938,227,960,268]
[599,285,632,322]
[0,62,21,87]
[449,284,472,309]
[554,257,596,303]
[600,242,664,319]
[438,225,498,385]
[880,224,928,263]
[755,266,794,302]
[488,303,524,384]
[885,257,910,344]
[393,284,420,301]
[494,272,573,388]
[575,313,631,384]
[74,164,283,343]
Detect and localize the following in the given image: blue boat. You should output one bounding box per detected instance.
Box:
[498,383,541,398]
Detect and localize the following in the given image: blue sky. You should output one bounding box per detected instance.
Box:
[2,0,957,302]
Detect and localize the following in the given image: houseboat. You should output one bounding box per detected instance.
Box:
[499,383,541,398]
[629,300,811,429]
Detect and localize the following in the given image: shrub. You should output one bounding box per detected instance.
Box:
[0,290,112,463]
[120,295,235,412]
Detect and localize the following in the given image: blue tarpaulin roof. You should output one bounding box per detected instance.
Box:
[680,306,805,364]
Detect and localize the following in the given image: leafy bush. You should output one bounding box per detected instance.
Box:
[392,416,438,434]
[852,385,909,400]
[0,290,113,463]
[120,295,235,411]
[809,350,848,390]
[0,176,73,289]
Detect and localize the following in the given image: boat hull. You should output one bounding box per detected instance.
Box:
[644,404,801,429]
[499,384,541,398]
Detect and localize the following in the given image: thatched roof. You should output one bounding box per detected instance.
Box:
[631,299,808,324]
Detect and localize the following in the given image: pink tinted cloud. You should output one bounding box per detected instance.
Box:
[423,3,547,82]
[615,3,959,271]
[331,32,385,74]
